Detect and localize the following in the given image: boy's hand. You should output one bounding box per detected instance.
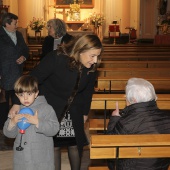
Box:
[8,104,20,119]
[8,114,24,130]
[24,111,39,128]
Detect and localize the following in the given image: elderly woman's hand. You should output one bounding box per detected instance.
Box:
[111,101,121,117]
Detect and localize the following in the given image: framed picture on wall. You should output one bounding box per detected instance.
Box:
[55,0,94,8]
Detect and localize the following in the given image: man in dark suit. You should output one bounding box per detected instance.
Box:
[0,12,29,129]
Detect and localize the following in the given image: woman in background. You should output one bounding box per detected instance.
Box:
[41,18,73,59]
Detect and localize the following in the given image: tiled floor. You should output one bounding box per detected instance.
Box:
[0,109,107,170]
[0,148,90,170]
[0,123,91,170]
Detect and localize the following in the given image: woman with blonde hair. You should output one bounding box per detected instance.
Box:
[9,34,103,170]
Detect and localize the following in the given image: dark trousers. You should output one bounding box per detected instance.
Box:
[0,90,15,129]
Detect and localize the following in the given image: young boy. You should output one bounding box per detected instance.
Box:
[3,75,59,170]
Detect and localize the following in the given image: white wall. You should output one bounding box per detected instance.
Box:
[5,0,167,38]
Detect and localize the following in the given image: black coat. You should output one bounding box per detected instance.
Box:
[0,27,29,90]
[107,100,170,170]
[30,51,97,157]
[41,33,73,59]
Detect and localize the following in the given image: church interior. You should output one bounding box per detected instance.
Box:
[1,0,170,170]
[1,0,170,44]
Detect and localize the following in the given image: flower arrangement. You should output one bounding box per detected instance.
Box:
[28,17,46,32]
[67,3,81,21]
[161,11,170,25]
[70,3,80,13]
[90,12,105,27]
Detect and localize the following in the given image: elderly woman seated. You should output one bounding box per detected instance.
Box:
[107,77,170,170]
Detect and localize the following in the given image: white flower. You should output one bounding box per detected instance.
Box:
[28,17,46,31]
[89,12,105,27]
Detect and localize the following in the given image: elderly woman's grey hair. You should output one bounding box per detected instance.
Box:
[47,18,67,38]
[125,78,157,104]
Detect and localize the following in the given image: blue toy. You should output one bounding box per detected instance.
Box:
[17,107,34,134]
[16,107,34,151]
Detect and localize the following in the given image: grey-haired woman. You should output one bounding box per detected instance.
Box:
[107,78,170,170]
[41,18,73,59]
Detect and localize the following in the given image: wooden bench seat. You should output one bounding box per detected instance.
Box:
[103,47,170,52]
[102,51,170,55]
[97,68,170,77]
[100,61,170,68]
[90,94,170,132]
[103,44,170,48]
[89,119,109,131]
[89,134,170,169]
[96,77,170,93]
[28,45,42,47]
[28,45,42,51]
[103,48,170,52]
[91,94,170,110]
[90,134,170,158]
[89,167,109,170]
[103,46,170,51]
[101,55,170,61]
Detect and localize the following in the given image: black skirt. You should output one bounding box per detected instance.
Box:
[53,137,77,147]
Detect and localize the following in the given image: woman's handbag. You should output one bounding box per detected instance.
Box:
[55,70,82,137]
[58,70,82,123]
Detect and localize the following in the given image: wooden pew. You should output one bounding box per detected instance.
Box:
[91,94,170,110]
[97,68,170,77]
[28,44,42,47]
[96,77,170,93]
[28,45,42,54]
[103,44,170,50]
[89,134,170,170]
[103,51,170,55]
[101,48,170,60]
[28,44,42,50]
[103,44,170,47]
[101,45,170,62]
[89,167,109,170]
[90,94,170,131]
[103,46,170,52]
[23,50,41,74]
[101,54,170,61]
[99,61,170,68]
[103,48,170,52]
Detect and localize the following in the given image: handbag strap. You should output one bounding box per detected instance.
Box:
[58,69,82,122]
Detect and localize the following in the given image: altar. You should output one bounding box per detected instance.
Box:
[156,25,170,35]
[65,20,94,36]
[154,34,170,45]
[67,30,94,36]
[66,21,85,31]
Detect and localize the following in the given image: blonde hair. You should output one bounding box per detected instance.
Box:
[58,34,103,72]
[14,75,38,94]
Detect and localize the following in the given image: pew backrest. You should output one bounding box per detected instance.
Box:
[90,134,170,159]
[97,68,170,77]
